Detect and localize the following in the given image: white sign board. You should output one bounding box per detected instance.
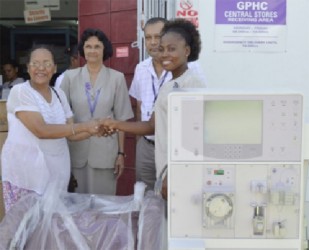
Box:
[25,0,60,11]
[24,8,51,24]
[214,0,287,52]
[175,0,199,27]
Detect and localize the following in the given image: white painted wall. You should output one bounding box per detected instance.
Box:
[197,0,309,120]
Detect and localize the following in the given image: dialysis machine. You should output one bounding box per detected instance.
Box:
[168,90,306,250]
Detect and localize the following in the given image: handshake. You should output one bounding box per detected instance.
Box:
[85,118,119,137]
[82,116,149,138]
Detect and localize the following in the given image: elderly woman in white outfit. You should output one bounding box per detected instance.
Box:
[1,45,100,212]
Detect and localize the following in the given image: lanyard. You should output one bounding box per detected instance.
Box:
[151,71,168,104]
[85,82,101,117]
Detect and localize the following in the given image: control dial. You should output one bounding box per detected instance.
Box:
[205,193,233,220]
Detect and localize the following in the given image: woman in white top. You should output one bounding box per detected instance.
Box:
[1,45,100,212]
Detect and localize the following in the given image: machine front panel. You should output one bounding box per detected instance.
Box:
[169,94,303,162]
[168,91,304,250]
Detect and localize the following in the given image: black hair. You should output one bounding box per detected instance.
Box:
[161,18,201,62]
[144,17,167,28]
[78,28,113,61]
[2,59,20,69]
[26,44,56,64]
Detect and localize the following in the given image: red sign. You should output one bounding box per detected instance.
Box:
[176,0,199,28]
[116,46,129,58]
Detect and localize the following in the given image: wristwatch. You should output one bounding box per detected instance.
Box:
[118,151,126,157]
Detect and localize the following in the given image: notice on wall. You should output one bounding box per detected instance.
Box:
[24,8,51,24]
[176,0,199,28]
[25,0,60,11]
[215,0,287,52]
[116,47,129,58]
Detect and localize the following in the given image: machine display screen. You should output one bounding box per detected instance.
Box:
[203,101,263,145]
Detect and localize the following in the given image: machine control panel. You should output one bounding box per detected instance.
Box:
[169,164,301,239]
[168,91,304,250]
[168,93,303,162]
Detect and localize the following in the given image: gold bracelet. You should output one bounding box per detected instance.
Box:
[71,124,76,135]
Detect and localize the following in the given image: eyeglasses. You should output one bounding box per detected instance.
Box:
[29,61,54,69]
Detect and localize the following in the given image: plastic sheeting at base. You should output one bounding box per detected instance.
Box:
[0,182,166,250]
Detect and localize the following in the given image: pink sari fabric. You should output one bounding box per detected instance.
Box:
[2,181,35,213]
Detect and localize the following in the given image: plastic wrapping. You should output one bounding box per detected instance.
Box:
[0,182,166,250]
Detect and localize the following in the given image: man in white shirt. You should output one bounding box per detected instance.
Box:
[54,45,79,88]
[2,60,24,89]
[2,60,25,99]
[129,17,206,191]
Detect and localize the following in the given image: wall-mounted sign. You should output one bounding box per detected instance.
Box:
[25,0,60,11]
[116,47,129,58]
[176,0,199,28]
[24,8,51,24]
[215,0,287,52]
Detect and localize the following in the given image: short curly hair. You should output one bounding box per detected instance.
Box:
[161,18,201,62]
[78,28,113,61]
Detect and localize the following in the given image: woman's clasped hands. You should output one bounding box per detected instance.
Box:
[83,119,101,136]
